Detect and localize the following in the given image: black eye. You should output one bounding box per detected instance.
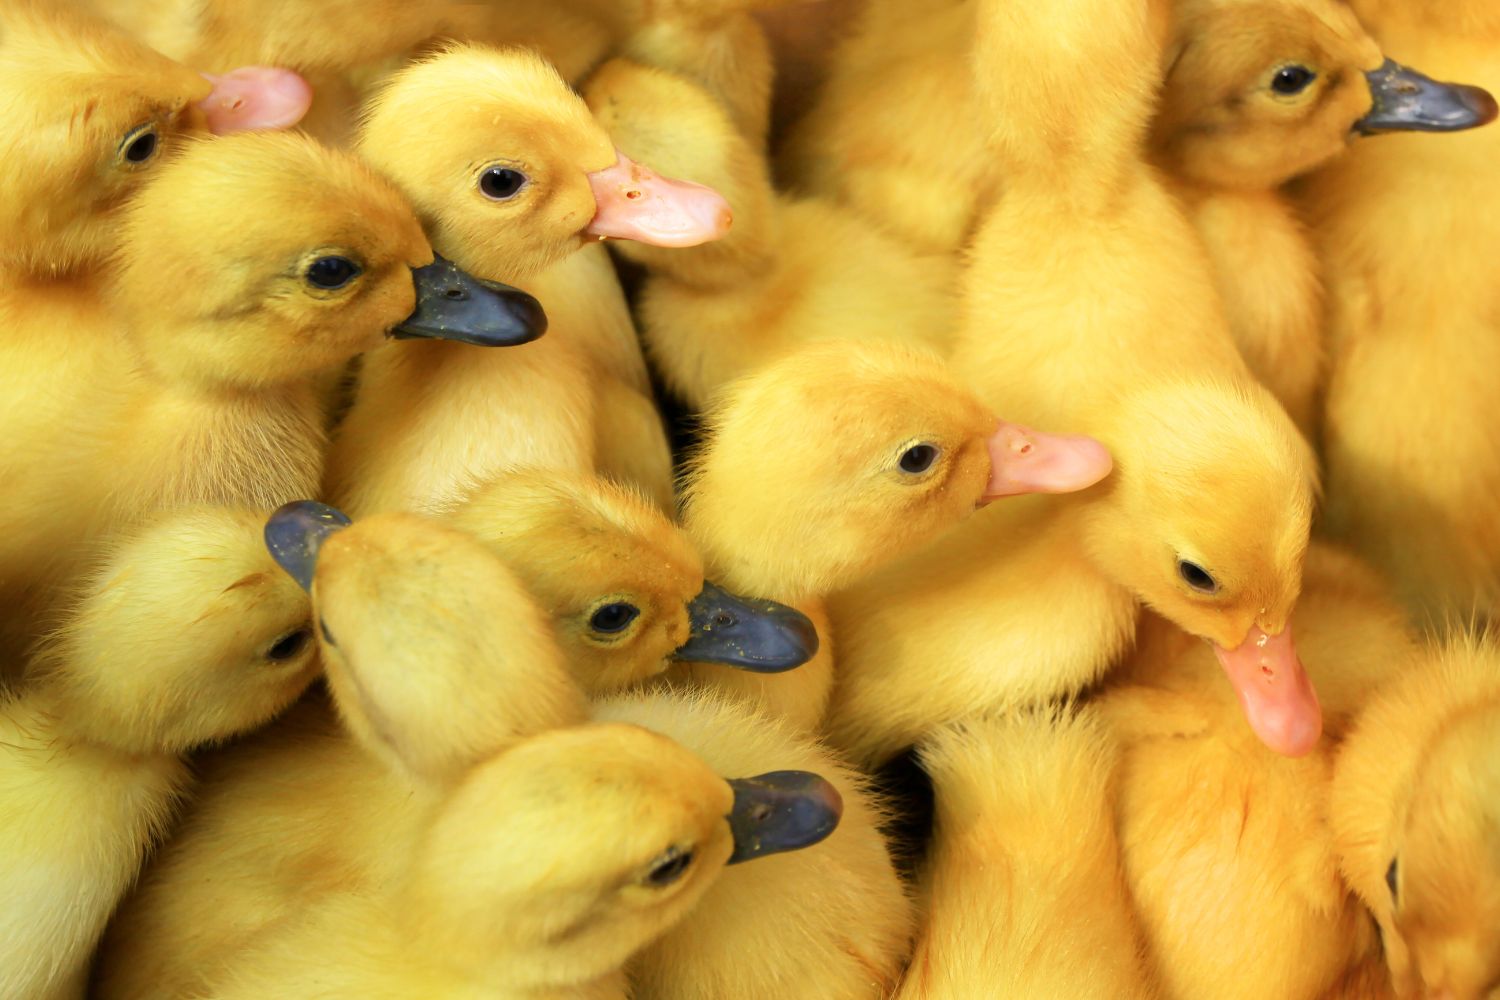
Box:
[1385,858,1398,901]
[266,627,311,662]
[1177,559,1219,594]
[479,167,528,201]
[124,130,158,163]
[589,602,640,634]
[305,256,361,290]
[898,444,940,474]
[644,847,695,888]
[1271,65,1317,95]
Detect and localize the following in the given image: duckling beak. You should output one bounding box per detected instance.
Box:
[672,582,820,672]
[725,770,843,864]
[1355,59,1498,135]
[197,67,313,135]
[1212,624,1323,757]
[980,421,1114,503]
[392,254,547,347]
[263,500,353,592]
[585,151,734,247]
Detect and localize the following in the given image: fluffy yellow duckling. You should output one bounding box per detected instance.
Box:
[0,506,316,1000]
[671,340,1111,730]
[594,688,912,1000]
[1332,633,1500,1000]
[826,0,1320,768]
[1098,543,1416,1000]
[0,130,540,651]
[897,707,1159,1000]
[1299,0,1500,626]
[327,44,731,514]
[584,57,959,412]
[0,0,308,277]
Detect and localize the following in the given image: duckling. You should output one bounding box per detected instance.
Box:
[327,44,731,514]
[671,339,1111,730]
[0,130,540,653]
[898,707,1159,1000]
[584,57,959,412]
[1299,0,1500,627]
[825,0,1320,768]
[0,505,317,1000]
[1098,543,1416,1000]
[0,0,308,277]
[1332,633,1500,1000]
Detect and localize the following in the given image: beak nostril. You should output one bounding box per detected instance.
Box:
[443,287,466,300]
[624,189,643,200]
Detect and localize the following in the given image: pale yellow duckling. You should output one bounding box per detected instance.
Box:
[1332,633,1500,1000]
[0,129,539,652]
[827,0,1320,767]
[672,339,1111,730]
[584,57,959,412]
[0,506,316,1000]
[898,706,1159,1000]
[328,44,731,514]
[1300,0,1500,627]
[0,0,307,278]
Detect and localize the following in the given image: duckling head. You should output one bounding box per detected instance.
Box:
[1080,378,1320,755]
[357,43,731,284]
[264,501,584,785]
[30,506,319,755]
[684,341,1113,601]
[404,723,843,989]
[1155,0,1497,190]
[114,130,544,392]
[450,470,819,692]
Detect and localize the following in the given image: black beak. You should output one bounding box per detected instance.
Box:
[725,770,843,864]
[1355,59,1498,135]
[672,581,820,673]
[391,253,547,347]
[264,500,352,592]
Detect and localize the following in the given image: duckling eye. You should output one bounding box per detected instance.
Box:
[642,846,695,888]
[479,167,529,201]
[118,123,160,166]
[589,602,640,634]
[305,256,361,290]
[898,443,940,475]
[265,627,312,662]
[1270,65,1317,96]
[1385,858,1398,902]
[1176,559,1219,594]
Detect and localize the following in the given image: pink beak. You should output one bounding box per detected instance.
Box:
[1213,625,1322,757]
[980,421,1113,502]
[586,151,733,247]
[198,67,313,135]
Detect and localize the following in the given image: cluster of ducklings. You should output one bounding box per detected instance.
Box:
[1,0,1498,997]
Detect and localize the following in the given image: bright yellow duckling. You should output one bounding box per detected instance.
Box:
[1332,633,1500,1000]
[0,130,539,653]
[584,57,959,412]
[0,0,307,277]
[674,340,1111,731]
[1300,0,1500,627]
[827,0,1320,768]
[0,506,316,1000]
[327,44,731,515]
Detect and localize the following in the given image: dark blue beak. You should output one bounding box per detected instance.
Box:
[263,500,352,592]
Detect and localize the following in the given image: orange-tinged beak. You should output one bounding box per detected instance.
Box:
[585,151,733,247]
[198,67,312,134]
[1213,624,1322,757]
[979,420,1113,503]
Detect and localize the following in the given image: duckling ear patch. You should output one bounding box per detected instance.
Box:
[197,67,313,135]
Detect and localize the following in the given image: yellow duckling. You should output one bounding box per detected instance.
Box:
[0,506,316,1000]
[584,57,959,412]
[898,707,1159,1000]
[1332,633,1500,1000]
[1098,543,1416,1000]
[672,339,1111,730]
[0,130,540,651]
[1299,0,1500,627]
[327,44,731,514]
[827,0,1320,768]
[0,0,307,277]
